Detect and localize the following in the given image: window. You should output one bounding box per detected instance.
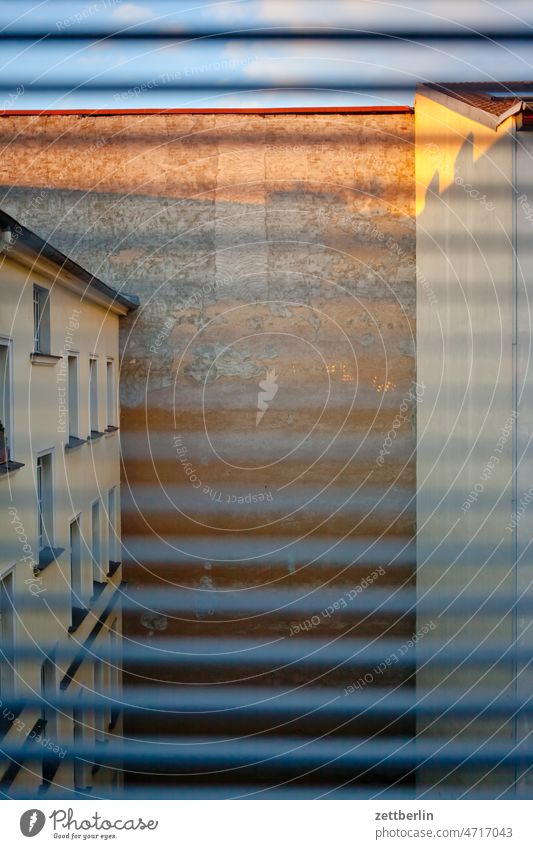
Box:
[0,341,11,463]
[41,659,56,732]
[33,285,50,354]
[91,500,103,583]
[109,619,120,729]
[36,453,53,554]
[94,660,106,740]
[69,516,83,622]
[67,355,79,438]
[73,704,86,789]
[106,359,115,428]
[41,658,59,783]
[0,571,14,698]
[107,486,119,565]
[89,357,98,435]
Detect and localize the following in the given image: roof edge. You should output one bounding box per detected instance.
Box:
[0,209,138,314]
[0,106,413,117]
[416,83,523,130]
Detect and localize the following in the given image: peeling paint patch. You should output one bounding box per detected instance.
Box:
[268,303,293,318]
[399,339,415,356]
[140,613,168,637]
[184,342,278,384]
[196,574,217,618]
[308,312,321,341]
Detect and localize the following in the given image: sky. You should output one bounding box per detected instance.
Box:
[1,0,533,108]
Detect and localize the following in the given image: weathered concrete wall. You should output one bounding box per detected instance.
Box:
[0,111,416,548]
[0,111,416,784]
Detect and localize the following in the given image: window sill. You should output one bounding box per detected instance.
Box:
[91,580,107,602]
[107,560,121,578]
[68,606,89,633]
[34,546,64,575]
[65,436,87,452]
[0,459,25,477]
[30,352,62,366]
[87,430,104,442]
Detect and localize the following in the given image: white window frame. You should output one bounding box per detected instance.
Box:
[94,659,106,741]
[91,499,103,583]
[109,618,120,729]
[36,449,55,554]
[67,353,80,439]
[69,514,83,617]
[107,486,119,564]
[41,657,56,734]
[73,701,87,789]
[0,336,13,461]
[106,358,115,428]
[89,356,99,434]
[41,656,58,782]
[0,566,15,698]
[33,284,51,354]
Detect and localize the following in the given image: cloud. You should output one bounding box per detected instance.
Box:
[208,1,252,22]
[255,0,315,25]
[112,3,154,23]
[224,0,533,30]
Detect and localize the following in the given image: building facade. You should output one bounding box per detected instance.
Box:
[415,82,533,794]
[0,209,137,795]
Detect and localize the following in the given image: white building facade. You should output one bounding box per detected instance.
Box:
[0,209,137,796]
[416,82,533,794]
